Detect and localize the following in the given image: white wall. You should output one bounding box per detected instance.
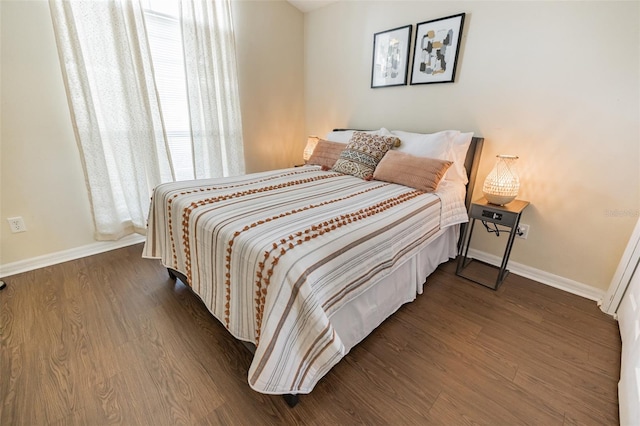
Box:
[233,0,306,172]
[305,1,640,291]
[1,0,97,265]
[0,0,305,268]
[2,0,638,295]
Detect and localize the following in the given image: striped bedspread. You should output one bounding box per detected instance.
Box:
[143,166,467,394]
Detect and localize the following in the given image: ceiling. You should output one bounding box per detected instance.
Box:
[287,0,337,13]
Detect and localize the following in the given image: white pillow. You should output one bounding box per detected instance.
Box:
[324,128,391,144]
[391,129,459,161]
[390,129,475,184]
[446,132,474,184]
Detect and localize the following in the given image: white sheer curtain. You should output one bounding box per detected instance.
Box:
[50,0,245,240]
[182,0,245,178]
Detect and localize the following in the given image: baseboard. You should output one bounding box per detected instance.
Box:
[0,237,605,302]
[467,248,605,301]
[0,234,146,278]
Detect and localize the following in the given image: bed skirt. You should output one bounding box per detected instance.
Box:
[330,225,459,353]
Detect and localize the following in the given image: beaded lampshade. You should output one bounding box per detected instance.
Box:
[482,155,520,205]
[303,136,319,162]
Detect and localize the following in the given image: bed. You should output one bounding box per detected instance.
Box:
[143,129,483,405]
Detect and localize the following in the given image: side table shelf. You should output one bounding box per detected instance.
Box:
[456,198,530,290]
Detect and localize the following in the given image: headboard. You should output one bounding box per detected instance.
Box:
[331,129,484,211]
[464,137,484,211]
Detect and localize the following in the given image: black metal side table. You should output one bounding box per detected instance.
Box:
[456,197,530,290]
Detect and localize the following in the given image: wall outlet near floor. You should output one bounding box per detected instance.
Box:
[516,223,529,239]
[7,216,27,233]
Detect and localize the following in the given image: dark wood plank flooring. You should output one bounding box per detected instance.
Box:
[0,244,621,425]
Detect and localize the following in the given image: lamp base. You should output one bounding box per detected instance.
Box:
[483,192,516,206]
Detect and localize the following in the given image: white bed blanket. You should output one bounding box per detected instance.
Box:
[143,166,467,394]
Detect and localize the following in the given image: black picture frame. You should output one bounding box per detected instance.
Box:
[410,13,465,85]
[371,25,412,88]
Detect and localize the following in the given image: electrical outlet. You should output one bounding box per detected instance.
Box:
[7,217,27,233]
[516,223,529,239]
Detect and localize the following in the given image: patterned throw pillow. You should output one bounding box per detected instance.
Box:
[332,132,400,180]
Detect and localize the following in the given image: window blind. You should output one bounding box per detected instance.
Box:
[144,8,194,181]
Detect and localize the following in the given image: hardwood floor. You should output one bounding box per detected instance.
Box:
[1,244,620,425]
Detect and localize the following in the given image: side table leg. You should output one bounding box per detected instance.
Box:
[457,219,476,274]
[495,221,520,286]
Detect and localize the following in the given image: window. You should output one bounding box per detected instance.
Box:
[51,0,245,239]
[143,1,194,181]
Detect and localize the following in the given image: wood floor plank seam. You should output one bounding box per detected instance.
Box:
[0,244,621,425]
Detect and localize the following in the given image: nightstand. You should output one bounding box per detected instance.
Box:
[456,197,530,290]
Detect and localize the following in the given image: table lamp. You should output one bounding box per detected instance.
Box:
[303,136,319,163]
[482,154,520,205]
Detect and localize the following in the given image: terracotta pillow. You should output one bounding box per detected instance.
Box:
[332,132,400,180]
[373,150,453,192]
[307,139,345,169]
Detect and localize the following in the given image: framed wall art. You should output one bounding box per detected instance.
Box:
[371,25,412,88]
[410,13,465,85]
